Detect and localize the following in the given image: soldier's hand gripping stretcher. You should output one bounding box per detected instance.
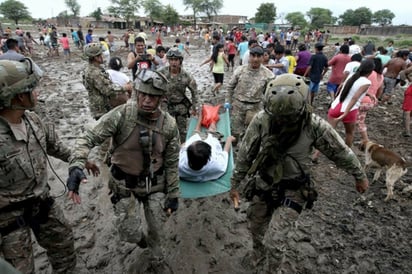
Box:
[230,188,240,211]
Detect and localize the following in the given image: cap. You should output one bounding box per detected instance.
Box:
[250,46,264,56]
[315,43,324,49]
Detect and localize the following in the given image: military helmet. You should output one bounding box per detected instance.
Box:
[166,47,183,59]
[0,58,42,108]
[134,69,169,96]
[84,42,103,57]
[263,74,309,117]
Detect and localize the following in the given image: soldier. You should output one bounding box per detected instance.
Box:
[82,42,132,120]
[157,48,200,141]
[229,74,369,273]
[67,69,180,262]
[0,59,98,273]
[225,46,274,143]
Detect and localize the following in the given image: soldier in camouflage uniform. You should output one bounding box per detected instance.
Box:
[225,46,274,143]
[157,48,199,141]
[67,69,180,260]
[229,74,369,273]
[83,42,132,120]
[0,59,97,273]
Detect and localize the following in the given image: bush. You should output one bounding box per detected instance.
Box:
[396,40,412,48]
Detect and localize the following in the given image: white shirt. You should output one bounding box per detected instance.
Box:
[331,76,371,112]
[242,50,250,65]
[179,133,228,182]
[349,44,361,56]
[107,69,131,86]
[343,61,361,78]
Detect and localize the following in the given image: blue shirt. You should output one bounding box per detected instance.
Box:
[86,33,93,44]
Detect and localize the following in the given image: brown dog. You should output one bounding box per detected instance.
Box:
[359,140,410,201]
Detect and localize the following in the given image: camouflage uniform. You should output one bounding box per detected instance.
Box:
[226,64,274,141]
[0,111,75,273]
[83,63,128,120]
[232,111,366,272]
[69,99,180,257]
[157,65,199,141]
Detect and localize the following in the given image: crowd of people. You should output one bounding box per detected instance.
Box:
[0,23,411,273]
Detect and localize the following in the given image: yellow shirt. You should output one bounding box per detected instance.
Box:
[286,55,297,74]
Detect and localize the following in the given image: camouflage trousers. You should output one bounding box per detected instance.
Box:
[109,176,167,257]
[175,114,189,143]
[247,189,306,274]
[166,103,189,142]
[231,99,261,142]
[0,201,75,274]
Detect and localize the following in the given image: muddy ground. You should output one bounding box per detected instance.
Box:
[26,28,412,274]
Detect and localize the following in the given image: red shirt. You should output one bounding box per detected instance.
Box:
[60,37,70,50]
[328,53,351,84]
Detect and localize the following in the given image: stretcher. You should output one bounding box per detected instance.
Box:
[179,109,233,198]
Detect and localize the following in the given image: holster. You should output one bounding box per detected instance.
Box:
[255,172,318,213]
[0,196,55,237]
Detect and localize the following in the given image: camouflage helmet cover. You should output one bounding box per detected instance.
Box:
[84,42,103,57]
[0,58,42,108]
[134,69,169,96]
[166,47,183,59]
[264,74,309,117]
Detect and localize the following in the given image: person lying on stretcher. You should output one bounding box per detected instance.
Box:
[179,104,236,182]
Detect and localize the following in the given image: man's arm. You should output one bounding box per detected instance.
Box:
[225,67,240,104]
[312,115,368,184]
[163,116,181,199]
[223,136,236,153]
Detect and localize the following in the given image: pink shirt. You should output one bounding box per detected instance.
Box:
[328,53,351,84]
[362,71,383,104]
[60,37,70,49]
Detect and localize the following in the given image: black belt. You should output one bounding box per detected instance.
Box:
[280,197,302,214]
[110,164,163,188]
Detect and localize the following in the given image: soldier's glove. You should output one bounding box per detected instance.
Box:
[164,197,179,213]
[67,167,86,194]
[224,102,231,110]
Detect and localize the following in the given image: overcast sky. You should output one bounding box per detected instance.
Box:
[18,0,410,25]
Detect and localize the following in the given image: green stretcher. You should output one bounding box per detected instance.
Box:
[179,110,233,198]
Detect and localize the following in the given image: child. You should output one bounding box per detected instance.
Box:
[285,49,296,73]
[175,38,190,56]
[401,66,412,136]
[200,43,229,95]
[99,37,110,65]
[59,33,70,62]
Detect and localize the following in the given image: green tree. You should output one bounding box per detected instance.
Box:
[108,0,140,28]
[162,4,179,26]
[90,7,103,21]
[183,0,202,27]
[306,7,333,29]
[142,0,164,26]
[285,12,307,29]
[65,0,80,17]
[0,0,31,24]
[57,10,70,25]
[199,0,223,22]
[373,9,395,26]
[339,7,372,26]
[254,2,276,24]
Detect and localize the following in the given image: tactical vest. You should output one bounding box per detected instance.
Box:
[110,101,166,177]
[0,112,51,208]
